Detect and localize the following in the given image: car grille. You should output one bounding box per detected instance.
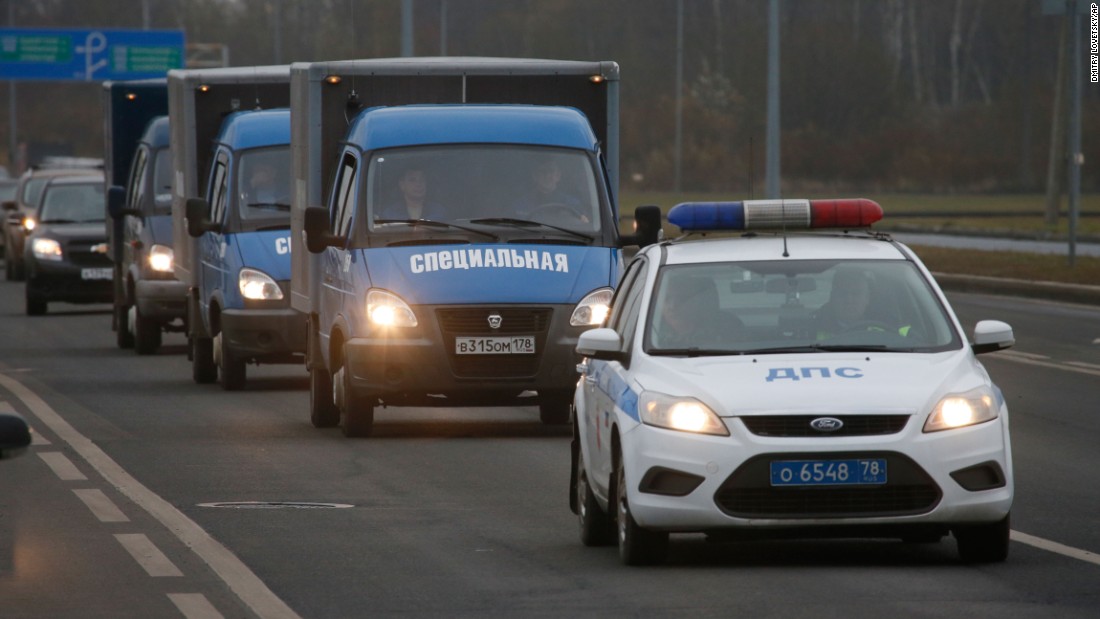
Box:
[66,241,112,267]
[714,452,941,519]
[437,307,553,379]
[740,415,910,437]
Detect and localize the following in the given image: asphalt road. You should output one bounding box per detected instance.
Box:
[1,280,1098,618]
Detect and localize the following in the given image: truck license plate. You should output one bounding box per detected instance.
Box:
[81,268,113,280]
[769,458,887,486]
[455,336,536,355]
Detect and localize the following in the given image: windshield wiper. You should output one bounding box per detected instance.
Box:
[648,348,740,357]
[253,224,291,231]
[468,217,593,242]
[40,219,76,224]
[246,202,291,211]
[375,218,499,241]
[737,344,892,355]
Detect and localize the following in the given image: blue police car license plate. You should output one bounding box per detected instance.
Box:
[769,458,887,486]
[455,336,536,355]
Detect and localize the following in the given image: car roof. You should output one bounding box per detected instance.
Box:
[654,233,910,265]
[41,173,104,187]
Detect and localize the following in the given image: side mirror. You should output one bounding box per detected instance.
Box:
[0,412,32,460]
[620,205,662,248]
[186,198,217,237]
[972,320,1014,355]
[1,200,16,212]
[304,206,338,253]
[106,185,139,219]
[576,327,625,361]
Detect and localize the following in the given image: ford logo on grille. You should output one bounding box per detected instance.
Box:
[810,417,844,432]
[487,313,503,330]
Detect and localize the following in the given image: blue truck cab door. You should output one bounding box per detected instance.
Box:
[198,147,233,334]
[317,148,366,365]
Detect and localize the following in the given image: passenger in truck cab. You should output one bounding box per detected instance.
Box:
[377,166,445,221]
[514,158,588,224]
[244,159,288,207]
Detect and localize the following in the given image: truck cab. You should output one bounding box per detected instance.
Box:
[186,108,303,390]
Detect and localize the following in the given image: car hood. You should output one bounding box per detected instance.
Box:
[633,350,990,418]
[360,244,616,305]
[34,222,107,243]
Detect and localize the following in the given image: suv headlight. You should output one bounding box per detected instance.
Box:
[148,244,174,273]
[31,237,62,261]
[923,387,998,432]
[639,391,729,436]
[22,217,36,232]
[239,267,283,300]
[366,289,417,328]
[570,287,613,326]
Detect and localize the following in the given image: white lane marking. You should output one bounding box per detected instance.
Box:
[115,533,184,577]
[990,352,1100,378]
[1012,530,1100,567]
[73,488,130,523]
[168,594,225,619]
[37,452,87,480]
[1093,338,1100,345]
[0,372,301,619]
[996,350,1050,361]
[1065,361,1100,371]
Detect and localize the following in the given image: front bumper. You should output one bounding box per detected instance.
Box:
[220,308,307,362]
[618,411,1012,533]
[135,278,188,319]
[26,260,113,303]
[344,303,584,404]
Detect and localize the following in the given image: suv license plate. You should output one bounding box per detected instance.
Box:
[81,268,113,280]
[455,336,536,355]
[770,458,887,486]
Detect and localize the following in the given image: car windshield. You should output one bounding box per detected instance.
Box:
[363,145,603,241]
[38,182,105,223]
[22,177,51,208]
[644,259,960,355]
[152,148,174,215]
[235,147,291,229]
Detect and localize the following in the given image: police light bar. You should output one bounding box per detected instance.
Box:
[667,199,883,232]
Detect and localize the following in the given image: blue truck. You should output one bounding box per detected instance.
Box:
[292,58,660,437]
[168,67,298,389]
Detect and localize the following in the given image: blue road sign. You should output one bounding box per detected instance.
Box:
[0,28,184,81]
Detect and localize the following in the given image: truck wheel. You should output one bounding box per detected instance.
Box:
[25,292,46,316]
[539,391,572,425]
[615,456,668,565]
[954,514,1010,563]
[191,336,217,384]
[11,257,25,281]
[310,366,340,428]
[115,304,134,348]
[338,362,374,438]
[216,332,246,391]
[576,443,614,546]
[133,306,162,355]
[4,255,12,280]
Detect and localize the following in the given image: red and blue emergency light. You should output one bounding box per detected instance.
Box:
[667,199,883,232]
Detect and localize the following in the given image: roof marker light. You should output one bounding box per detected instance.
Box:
[667,199,883,232]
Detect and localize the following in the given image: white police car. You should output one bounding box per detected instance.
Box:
[570,199,1015,565]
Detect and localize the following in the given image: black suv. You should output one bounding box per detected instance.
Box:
[24,173,112,315]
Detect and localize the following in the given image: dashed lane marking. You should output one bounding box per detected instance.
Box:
[115,533,184,577]
[74,488,130,523]
[38,451,87,481]
[1012,531,1100,567]
[990,351,1100,378]
[168,594,226,619]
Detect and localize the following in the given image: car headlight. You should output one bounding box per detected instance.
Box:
[923,387,998,432]
[570,287,613,326]
[22,217,36,232]
[639,391,729,436]
[148,244,174,273]
[366,289,417,328]
[31,237,62,261]
[238,267,283,300]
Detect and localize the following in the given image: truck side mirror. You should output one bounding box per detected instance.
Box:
[186,198,217,237]
[304,206,338,253]
[106,186,139,219]
[1,200,15,212]
[0,412,32,460]
[620,205,662,248]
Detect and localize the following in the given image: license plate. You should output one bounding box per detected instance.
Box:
[455,336,536,355]
[81,268,113,281]
[770,458,887,486]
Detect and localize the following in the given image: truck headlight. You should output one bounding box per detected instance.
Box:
[239,267,283,300]
[31,238,62,261]
[923,387,998,432]
[570,287,613,326]
[639,391,729,436]
[366,289,417,328]
[148,244,174,273]
[22,217,36,232]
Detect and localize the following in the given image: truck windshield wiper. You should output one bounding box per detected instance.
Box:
[246,202,291,211]
[375,218,499,241]
[40,218,76,224]
[468,217,593,242]
[253,224,291,231]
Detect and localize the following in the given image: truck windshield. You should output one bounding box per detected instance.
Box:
[152,148,174,215]
[364,145,604,242]
[234,147,291,232]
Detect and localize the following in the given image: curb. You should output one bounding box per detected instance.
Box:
[933,272,1100,307]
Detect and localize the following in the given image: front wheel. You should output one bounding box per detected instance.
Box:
[133,306,162,355]
[539,391,572,425]
[954,514,1010,563]
[25,292,46,316]
[615,456,668,565]
[191,336,217,384]
[337,360,374,438]
[575,443,613,546]
[310,366,340,428]
[115,304,134,348]
[216,332,246,391]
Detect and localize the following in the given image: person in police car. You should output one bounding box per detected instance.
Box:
[815,269,909,339]
[514,158,588,223]
[652,274,741,349]
[377,166,446,221]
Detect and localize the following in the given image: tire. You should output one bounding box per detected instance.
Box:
[133,306,162,355]
[25,292,46,316]
[11,256,24,281]
[539,390,572,425]
[614,455,668,565]
[310,366,340,428]
[191,336,217,384]
[575,443,614,546]
[115,304,134,349]
[216,332,246,391]
[4,254,12,280]
[338,360,374,438]
[954,514,1010,564]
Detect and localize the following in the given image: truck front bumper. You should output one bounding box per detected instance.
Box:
[135,279,188,319]
[221,308,308,363]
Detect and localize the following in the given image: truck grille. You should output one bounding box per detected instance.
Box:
[437,307,552,379]
[740,415,910,437]
[714,452,941,518]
